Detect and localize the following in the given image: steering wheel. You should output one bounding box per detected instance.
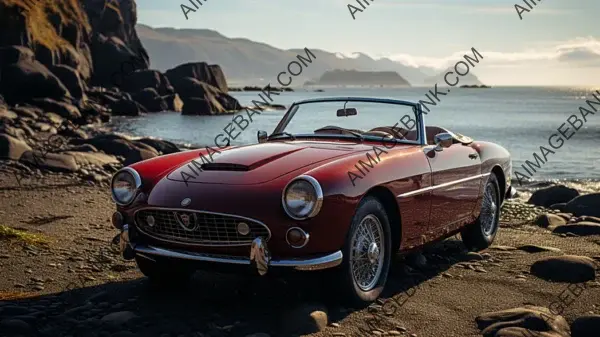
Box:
[363,127,406,140]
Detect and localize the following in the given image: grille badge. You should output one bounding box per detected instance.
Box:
[146,215,155,227]
[174,212,198,232]
[181,198,191,207]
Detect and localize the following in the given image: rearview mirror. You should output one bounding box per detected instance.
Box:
[257,130,268,143]
[337,108,358,117]
[433,133,453,152]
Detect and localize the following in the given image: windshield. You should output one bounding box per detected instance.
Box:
[272,99,422,144]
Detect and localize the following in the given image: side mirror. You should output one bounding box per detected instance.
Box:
[257,130,268,143]
[433,133,453,152]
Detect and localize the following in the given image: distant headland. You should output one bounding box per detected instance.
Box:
[305,69,411,87]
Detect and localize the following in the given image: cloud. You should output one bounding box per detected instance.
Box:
[376,37,600,69]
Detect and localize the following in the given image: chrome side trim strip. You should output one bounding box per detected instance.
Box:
[397,173,491,198]
[133,245,343,271]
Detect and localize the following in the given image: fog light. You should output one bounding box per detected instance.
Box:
[237,222,250,235]
[286,227,309,248]
[112,211,124,229]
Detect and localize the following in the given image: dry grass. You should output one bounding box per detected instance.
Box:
[0,225,49,246]
[0,291,38,301]
[2,0,92,51]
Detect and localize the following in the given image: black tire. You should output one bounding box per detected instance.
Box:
[462,174,501,251]
[135,256,195,286]
[337,196,392,307]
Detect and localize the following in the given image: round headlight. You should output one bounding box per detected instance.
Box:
[282,175,323,220]
[111,168,141,206]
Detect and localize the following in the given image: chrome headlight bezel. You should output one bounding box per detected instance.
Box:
[111,167,142,206]
[282,175,324,220]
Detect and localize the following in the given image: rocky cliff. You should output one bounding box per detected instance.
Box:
[0,0,241,178]
[0,0,239,115]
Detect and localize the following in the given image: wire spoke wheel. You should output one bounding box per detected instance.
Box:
[350,214,385,292]
[480,182,498,237]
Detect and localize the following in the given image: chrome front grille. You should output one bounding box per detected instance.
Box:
[134,209,271,246]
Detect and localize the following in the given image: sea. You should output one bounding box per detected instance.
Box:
[106,86,600,195]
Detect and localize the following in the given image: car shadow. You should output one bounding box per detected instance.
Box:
[0,238,473,337]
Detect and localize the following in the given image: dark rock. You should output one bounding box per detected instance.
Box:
[11,106,41,119]
[565,194,600,217]
[108,98,145,116]
[0,60,71,105]
[0,46,35,65]
[50,65,86,100]
[72,134,157,165]
[175,78,240,114]
[166,62,229,93]
[528,185,580,208]
[555,213,573,221]
[121,69,175,95]
[29,98,82,120]
[534,214,567,229]
[20,151,79,172]
[571,315,600,337]
[182,97,212,115]
[281,304,328,335]
[553,222,600,236]
[135,138,180,154]
[475,306,569,337]
[575,216,600,224]
[530,255,596,283]
[100,311,137,325]
[131,88,168,112]
[0,109,18,120]
[61,144,98,153]
[549,203,567,212]
[0,318,34,336]
[164,93,184,112]
[0,134,32,160]
[0,305,30,316]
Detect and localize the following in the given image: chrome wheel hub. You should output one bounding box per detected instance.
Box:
[367,242,380,264]
[481,183,498,237]
[350,214,385,291]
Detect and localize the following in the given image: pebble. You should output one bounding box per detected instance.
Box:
[100,311,138,325]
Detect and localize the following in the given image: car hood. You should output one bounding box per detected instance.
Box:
[166,141,369,185]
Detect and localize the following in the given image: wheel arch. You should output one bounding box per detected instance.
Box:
[362,185,402,252]
[491,165,506,203]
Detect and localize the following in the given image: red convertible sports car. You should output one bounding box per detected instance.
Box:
[111,97,516,305]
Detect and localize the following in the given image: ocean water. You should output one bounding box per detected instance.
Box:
[107,87,600,186]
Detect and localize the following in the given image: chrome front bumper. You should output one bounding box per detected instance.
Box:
[117,226,343,275]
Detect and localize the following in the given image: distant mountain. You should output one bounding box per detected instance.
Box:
[136,24,433,86]
[309,70,411,87]
[422,67,484,87]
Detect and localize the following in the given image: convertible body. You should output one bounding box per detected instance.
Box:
[111,97,515,303]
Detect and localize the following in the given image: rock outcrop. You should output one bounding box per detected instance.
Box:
[0,0,241,176]
[0,0,240,116]
[528,185,580,208]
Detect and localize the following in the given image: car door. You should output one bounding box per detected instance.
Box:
[424,143,482,233]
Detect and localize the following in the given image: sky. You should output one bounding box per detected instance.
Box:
[137,0,600,86]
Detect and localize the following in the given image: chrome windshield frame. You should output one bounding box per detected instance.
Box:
[271,97,426,146]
